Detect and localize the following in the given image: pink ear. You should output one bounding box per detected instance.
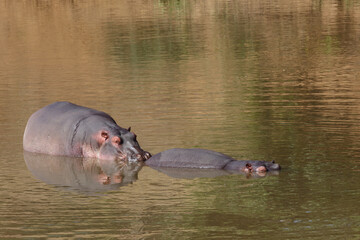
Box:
[93,131,108,145]
[101,131,109,140]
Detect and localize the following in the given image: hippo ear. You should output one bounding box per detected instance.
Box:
[101,131,109,140]
[94,131,109,145]
[245,163,253,171]
[127,127,131,132]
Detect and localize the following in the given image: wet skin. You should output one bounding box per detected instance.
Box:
[23,101,151,163]
[145,148,281,173]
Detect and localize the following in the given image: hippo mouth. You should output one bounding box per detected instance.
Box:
[142,151,152,161]
[98,145,151,163]
[124,150,152,163]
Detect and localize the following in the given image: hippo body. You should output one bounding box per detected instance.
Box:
[146,148,280,173]
[23,101,151,162]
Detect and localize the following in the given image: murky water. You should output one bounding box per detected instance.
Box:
[1,0,359,239]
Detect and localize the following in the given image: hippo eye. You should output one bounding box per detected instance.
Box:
[112,136,122,145]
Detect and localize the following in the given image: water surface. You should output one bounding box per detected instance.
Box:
[0,0,359,239]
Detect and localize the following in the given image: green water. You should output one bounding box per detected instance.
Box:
[0,0,359,238]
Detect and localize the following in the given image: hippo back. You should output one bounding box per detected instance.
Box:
[146,148,235,169]
[23,101,115,155]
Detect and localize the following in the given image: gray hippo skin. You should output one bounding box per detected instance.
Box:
[23,101,151,162]
[145,148,280,173]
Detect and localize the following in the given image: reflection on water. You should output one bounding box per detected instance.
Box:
[148,166,280,179]
[1,0,360,239]
[24,150,277,191]
[24,152,143,192]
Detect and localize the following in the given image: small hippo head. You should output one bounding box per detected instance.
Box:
[244,160,281,173]
[90,125,151,163]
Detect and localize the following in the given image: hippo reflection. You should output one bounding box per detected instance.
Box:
[145,148,281,178]
[24,151,143,191]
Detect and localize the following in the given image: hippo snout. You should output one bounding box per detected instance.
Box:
[268,161,281,171]
[143,151,152,160]
[269,163,280,170]
[131,151,151,162]
[245,164,267,173]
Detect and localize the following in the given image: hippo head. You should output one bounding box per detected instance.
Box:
[245,160,281,173]
[94,127,151,163]
[75,113,149,163]
[76,115,151,163]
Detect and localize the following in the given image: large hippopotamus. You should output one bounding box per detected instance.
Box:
[146,148,280,173]
[23,101,151,163]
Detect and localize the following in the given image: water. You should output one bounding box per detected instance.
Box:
[1,0,359,239]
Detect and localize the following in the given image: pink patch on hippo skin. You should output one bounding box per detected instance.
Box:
[111,136,122,147]
[81,144,97,158]
[256,170,267,177]
[71,142,85,157]
[98,151,127,162]
[98,174,111,185]
[256,166,267,173]
[93,130,109,146]
[112,175,123,184]
[98,174,123,185]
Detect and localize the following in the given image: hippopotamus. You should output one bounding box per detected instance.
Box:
[145,148,280,173]
[23,101,151,163]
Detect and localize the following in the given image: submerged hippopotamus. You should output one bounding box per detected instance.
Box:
[23,101,151,163]
[146,148,280,173]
